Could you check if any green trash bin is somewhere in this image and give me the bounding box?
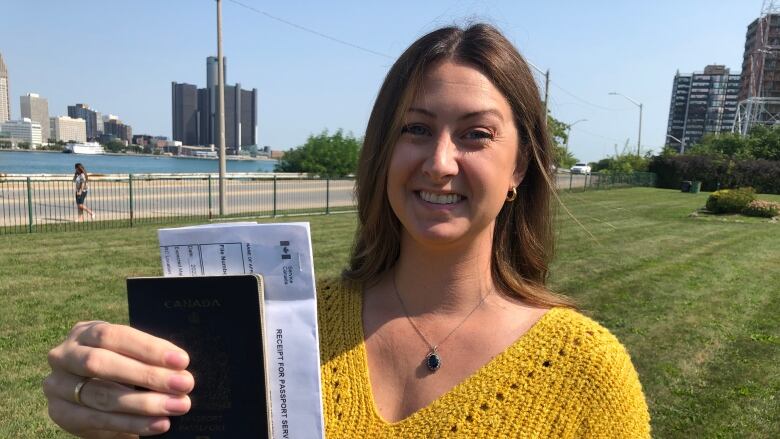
[690,181,701,194]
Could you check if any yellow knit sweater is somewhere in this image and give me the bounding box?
[318,281,651,438]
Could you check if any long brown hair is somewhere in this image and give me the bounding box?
[73,163,88,181]
[343,23,573,308]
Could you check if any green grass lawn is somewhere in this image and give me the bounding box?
[1,188,778,438]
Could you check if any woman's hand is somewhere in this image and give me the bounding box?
[43,321,194,438]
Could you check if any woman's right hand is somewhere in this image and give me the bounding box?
[43,321,194,438]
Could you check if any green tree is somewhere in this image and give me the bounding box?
[595,142,651,174]
[688,132,747,158]
[103,139,125,153]
[745,125,780,161]
[687,126,780,161]
[275,129,360,178]
[39,141,65,152]
[547,115,578,168]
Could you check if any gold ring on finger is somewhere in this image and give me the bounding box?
[73,376,94,406]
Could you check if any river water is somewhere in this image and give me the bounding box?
[0,150,278,174]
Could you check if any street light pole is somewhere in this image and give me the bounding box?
[609,92,643,157]
[666,134,685,154]
[564,119,587,153]
[216,0,226,215]
[543,69,550,125]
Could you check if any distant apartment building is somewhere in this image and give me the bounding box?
[132,134,154,146]
[0,52,10,123]
[96,112,104,136]
[665,65,741,152]
[50,116,87,143]
[1,118,43,147]
[67,104,100,140]
[20,93,50,142]
[102,115,132,143]
[171,56,257,154]
[739,14,780,113]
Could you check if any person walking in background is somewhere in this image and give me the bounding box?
[73,163,95,221]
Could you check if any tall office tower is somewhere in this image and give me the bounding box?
[197,87,211,146]
[205,55,226,149]
[0,53,10,123]
[171,82,200,145]
[239,86,257,147]
[736,3,780,134]
[206,82,256,153]
[49,116,87,143]
[224,84,257,150]
[172,56,256,153]
[20,93,50,142]
[67,103,99,140]
[171,56,257,154]
[665,65,741,152]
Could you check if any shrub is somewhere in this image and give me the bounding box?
[705,188,756,214]
[650,155,780,194]
[649,154,727,192]
[742,200,780,218]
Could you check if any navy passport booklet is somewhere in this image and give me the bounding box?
[127,274,271,438]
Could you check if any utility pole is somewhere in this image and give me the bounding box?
[216,0,226,215]
[526,60,550,127]
[637,102,643,157]
[564,119,587,154]
[543,69,550,126]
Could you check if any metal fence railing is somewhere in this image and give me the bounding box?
[0,174,357,235]
[0,171,657,235]
[555,171,657,192]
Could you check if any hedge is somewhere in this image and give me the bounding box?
[649,155,780,194]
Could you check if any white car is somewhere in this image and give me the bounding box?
[570,163,591,175]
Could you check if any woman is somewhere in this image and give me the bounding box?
[73,163,95,220]
[44,24,650,437]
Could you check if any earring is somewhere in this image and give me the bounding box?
[506,186,517,202]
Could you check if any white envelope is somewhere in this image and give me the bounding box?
[158,222,325,439]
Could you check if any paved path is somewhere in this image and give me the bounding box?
[1,173,597,228]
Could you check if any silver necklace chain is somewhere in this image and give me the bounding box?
[392,270,493,371]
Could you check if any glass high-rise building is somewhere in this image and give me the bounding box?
[171,82,199,146]
[665,65,741,152]
[0,53,10,123]
[171,56,257,153]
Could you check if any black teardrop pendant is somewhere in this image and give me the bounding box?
[425,351,442,371]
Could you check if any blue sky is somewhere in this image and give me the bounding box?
[1,1,760,162]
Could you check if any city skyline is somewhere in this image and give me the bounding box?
[0,1,763,162]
